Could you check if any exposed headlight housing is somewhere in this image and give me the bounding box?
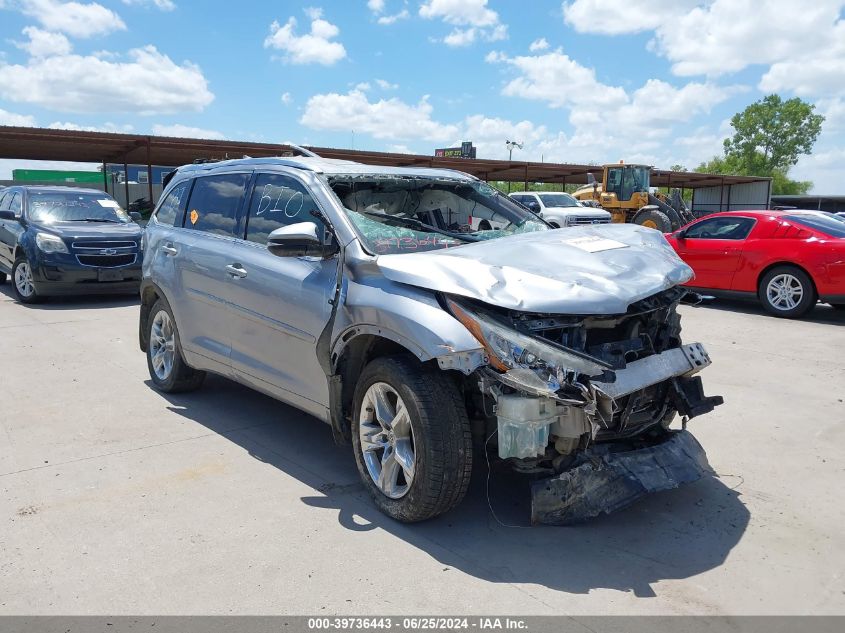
[35,232,69,254]
[446,298,613,387]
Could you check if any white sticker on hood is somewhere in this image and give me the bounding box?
[98,199,120,208]
[560,235,628,253]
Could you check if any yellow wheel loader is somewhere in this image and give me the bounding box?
[572,163,695,232]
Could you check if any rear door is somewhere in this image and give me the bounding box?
[0,191,24,270]
[166,172,251,371]
[675,216,755,289]
[226,171,338,409]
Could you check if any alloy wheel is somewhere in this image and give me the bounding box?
[766,273,803,311]
[149,310,176,380]
[358,382,416,499]
[14,261,35,298]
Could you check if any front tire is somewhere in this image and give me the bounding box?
[146,299,206,393]
[12,257,43,304]
[633,207,672,232]
[759,266,816,318]
[351,356,473,522]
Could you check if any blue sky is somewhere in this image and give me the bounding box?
[1,0,843,191]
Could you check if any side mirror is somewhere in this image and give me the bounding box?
[0,210,16,221]
[129,211,143,223]
[675,229,687,239]
[267,222,338,258]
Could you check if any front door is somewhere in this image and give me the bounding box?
[226,171,338,409]
[675,216,755,289]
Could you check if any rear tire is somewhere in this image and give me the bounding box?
[758,266,816,318]
[351,355,473,523]
[12,257,43,304]
[633,207,672,232]
[146,299,206,393]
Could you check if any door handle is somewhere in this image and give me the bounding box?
[225,264,248,279]
[161,244,178,256]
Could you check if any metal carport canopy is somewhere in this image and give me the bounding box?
[0,126,768,189]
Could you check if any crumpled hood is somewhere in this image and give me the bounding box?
[376,224,693,314]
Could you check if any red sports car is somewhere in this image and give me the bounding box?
[664,210,845,318]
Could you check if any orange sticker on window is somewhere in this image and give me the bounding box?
[190,209,199,224]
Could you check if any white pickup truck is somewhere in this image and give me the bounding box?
[510,191,611,228]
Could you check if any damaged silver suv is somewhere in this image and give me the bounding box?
[139,150,723,524]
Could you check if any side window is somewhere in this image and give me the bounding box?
[0,193,8,210]
[184,173,250,236]
[9,193,22,217]
[155,181,190,227]
[686,217,754,240]
[244,173,323,245]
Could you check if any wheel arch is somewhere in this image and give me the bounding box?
[138,281,175,352]
[331,330,436,445]
[757,261,818,297]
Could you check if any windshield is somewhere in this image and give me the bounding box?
[785,214,845,238]
[27,191,130,224]
[328,176,548,254]
[538,193,580,208]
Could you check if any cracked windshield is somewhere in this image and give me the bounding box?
[329,176,547,254]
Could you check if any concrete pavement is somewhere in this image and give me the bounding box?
[1,284,843,615]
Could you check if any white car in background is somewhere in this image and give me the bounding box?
[510,191,611,228]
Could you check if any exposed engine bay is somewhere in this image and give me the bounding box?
[445,287,723,523]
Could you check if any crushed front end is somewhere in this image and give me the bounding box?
[443,287,723,524]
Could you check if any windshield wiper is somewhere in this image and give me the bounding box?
[359,211,480,242]
[80,218,121,223]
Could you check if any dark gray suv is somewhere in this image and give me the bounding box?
[139,152,722,524]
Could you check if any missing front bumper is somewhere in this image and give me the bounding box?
[530,430,713,525]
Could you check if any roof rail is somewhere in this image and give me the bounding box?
[284,143,320,158]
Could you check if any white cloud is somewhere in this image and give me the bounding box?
[367,0,408,24]
[264,8,347,66]
[378,10,409,25]
[281,91,292,105]
[151,124,225,139]
[485,49,735,168]
[21,0,126,38]
[14,26,72,58]
[0,108,36,127]
[375,78,398,90]
[121,0,175,10]
[563,0,697,35]
[444,28,477,47]
[759,22,845,97]
[354,81,372,91]
[420,0,507,45]
[0,46,214,114]
[490,50,628,109]
[300,89,459,142]
[528,37,549,52]
[564,0,845,81]
[420,0,498,26]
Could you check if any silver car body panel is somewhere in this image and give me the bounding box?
[375,223,693,314]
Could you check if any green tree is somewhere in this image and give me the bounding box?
[723,94,824,174]
[696,95,824,194]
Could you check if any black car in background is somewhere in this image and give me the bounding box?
[0,186,143,303]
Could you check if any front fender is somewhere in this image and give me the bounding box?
[331,276,484,368]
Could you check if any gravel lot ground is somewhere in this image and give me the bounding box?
[1,284,843,615]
